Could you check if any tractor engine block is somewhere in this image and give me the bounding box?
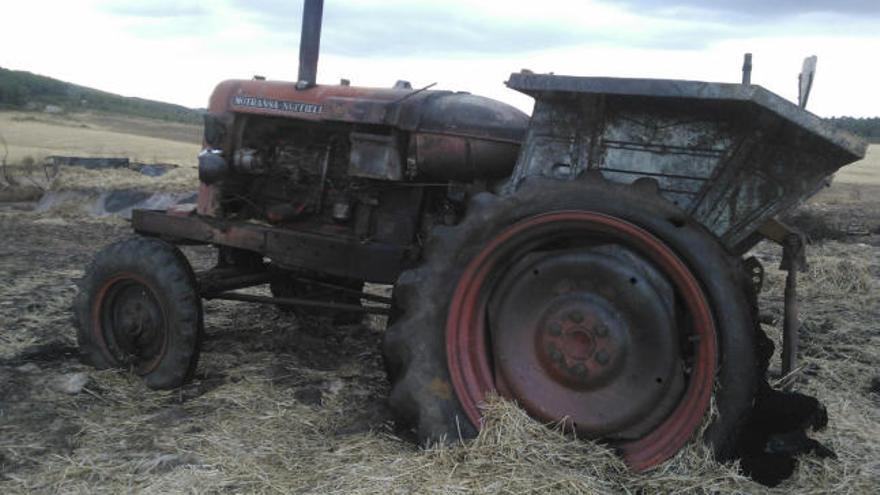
[215,119,427,247]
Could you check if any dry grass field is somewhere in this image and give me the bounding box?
[834,144,880,186]
[0,111,200,168]
[0,111,200,197]
[0,113,877,493]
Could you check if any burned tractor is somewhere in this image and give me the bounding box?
[73,0,866,474]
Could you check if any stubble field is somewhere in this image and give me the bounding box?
[0,112,877,493]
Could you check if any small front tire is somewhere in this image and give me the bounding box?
[73,236,203,389]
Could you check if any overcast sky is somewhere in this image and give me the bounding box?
[2,0,878,117]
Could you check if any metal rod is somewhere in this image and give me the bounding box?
[293,276,393,304]
[779,232,805,391]
[206,291,392,315]
[390,82,438,105]
[798,55,817,109]
[781,267,799,389]
[314,142,331,214]
[199,271,273,295]
[297,0,324,89]
[742,53,752,85]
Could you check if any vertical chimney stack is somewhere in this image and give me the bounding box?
[742,53,752,85]
[297,0,324,90]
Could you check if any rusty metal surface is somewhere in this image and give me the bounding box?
[445,211,718,471]
[208,80,407,121]
[489,246,683,439]
[505,72,867,253]
[413,133,521,181]
[93,273,169,375]
[208,81,527,141]
[348,132,403,180]
[196,183,220,216]
[201,81,527,199]
[131,209,407,284]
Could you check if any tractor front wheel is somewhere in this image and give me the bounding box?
[73,236,203,389]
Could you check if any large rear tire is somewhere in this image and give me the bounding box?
[73,236,203,389]
[383,178,757,470]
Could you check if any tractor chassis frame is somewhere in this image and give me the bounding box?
[132,208,398,314]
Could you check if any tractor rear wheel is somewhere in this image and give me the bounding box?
[73,236,203,389]
[383,178,757,470]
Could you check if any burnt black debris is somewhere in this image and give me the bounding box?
[731,324,836,487]
[738,385,834,487]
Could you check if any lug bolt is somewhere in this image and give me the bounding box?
[595,324,608,337]
[547,322,562,337]
[568,311,584,323]
[595,350,609,365]
[547,345,563,364]
[571,363,588,379]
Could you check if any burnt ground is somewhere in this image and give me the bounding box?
[0,192,878,493]
[0,209,396,492]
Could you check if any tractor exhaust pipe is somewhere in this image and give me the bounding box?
[297,0,324,90]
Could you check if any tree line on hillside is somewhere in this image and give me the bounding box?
[825,117,880,144]
[0,67,202,125]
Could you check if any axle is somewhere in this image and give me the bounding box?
[205,291,391,315]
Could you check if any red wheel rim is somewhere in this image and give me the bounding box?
[91,273,169,375]
[445,211,717,471]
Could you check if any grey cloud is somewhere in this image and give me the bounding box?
[101,0,208,18]
[112,1,873,58]
[612,1,880,18]
[99,0,218,39]
[230,0,721,56]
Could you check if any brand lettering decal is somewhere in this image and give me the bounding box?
[231,95,322,114]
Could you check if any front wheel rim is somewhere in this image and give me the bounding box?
[91,273,169,375]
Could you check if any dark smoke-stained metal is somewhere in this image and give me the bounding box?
[206,291,391,315]
[505,72,867,253]
[131,209,409,284]
[742,53,752,85]
[297,0,323,89]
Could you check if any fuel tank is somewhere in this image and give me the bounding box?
[206,79,530,181]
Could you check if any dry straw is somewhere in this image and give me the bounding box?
[48,165,198,193]
[2,203,877,493]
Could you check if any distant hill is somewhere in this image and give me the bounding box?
[0,66,202,125]
[1,66,877,143]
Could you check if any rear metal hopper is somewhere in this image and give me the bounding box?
[506,73,867,252]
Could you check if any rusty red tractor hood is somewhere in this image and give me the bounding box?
[208,78,529,143]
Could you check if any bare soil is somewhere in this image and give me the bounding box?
[0,210,400,493]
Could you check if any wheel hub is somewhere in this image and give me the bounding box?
[536,296,625,390]
[96,275,168,374]
[490,249,682,438]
